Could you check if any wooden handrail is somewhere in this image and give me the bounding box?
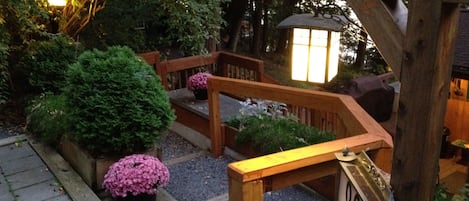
[138,51,160,67]
[207,76,393,201]
[228,134,388,182]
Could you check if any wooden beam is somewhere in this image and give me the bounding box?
[346,0,406,79]
[390,2,460,200]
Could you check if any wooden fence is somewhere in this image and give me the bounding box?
[152,51,264,90]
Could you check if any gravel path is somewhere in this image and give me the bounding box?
[160,130,329,201]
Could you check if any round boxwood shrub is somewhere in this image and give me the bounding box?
[63,46,175,156]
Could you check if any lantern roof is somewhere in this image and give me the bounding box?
[277,13,347,32]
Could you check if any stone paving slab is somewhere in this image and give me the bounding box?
[1,154,44,176]
[0,137,72,201]
[0,141,34,163]
[6,165,53,190]
[0,172,16,201]
[44,194,73,201]
[14,178,67,201]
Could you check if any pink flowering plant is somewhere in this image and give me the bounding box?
[102,154,170,198]
[187,72,212,91]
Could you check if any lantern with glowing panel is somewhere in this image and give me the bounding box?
[278,13,347,84]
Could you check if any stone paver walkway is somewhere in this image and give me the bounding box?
[0,136,71,201]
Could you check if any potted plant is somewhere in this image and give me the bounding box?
[103,154,170,201]
[225,98,336,155]
[61,46,175,188]
[187,72,212,100]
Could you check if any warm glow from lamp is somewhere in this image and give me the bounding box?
[48,0,67,7]
[291,28,341,84]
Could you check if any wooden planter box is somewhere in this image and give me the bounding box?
[223,124,259,158]
[223,125,336,200]
[59,138,161,190]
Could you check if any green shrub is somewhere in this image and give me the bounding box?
[17,35,82,94]
[26,93,68,145]
[63,46,175,156]
[226,99,335,155]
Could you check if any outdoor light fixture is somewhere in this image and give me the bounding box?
[47,0,66,33]
[278,13,347,84]
[48,0,67,7]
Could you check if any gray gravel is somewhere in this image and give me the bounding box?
[165,155,234,201]
[265,186,328,201]
[161,131,200,161]
[161,132,330,201]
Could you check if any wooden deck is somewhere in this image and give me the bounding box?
[167,88,242,139]
[168,88,241,123]
[439,157,467,195]
[138,51,393,200]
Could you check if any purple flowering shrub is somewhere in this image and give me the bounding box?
[102,154,170,198]
[187,72,212,91]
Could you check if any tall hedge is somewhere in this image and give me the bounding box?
[63,46,175,156]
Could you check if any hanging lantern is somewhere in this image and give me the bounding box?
[278,13,347,84]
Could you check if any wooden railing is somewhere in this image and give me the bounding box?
[139,51,393,200]
[147,51,264,90]
[207,77,393,201]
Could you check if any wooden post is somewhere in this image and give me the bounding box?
[228,179,263,201]
[208,78,223,157]
[391,2,460,200]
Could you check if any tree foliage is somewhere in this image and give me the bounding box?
[78,0,223,56]
[0,0,50,106]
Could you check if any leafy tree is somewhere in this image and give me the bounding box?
[0,0,49,106]
[79,0,223,56]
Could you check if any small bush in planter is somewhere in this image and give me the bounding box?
[63,46,175,156]
[103,154,169,199]
[226,99,336,155]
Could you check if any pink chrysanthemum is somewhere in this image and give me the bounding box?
[187,72,212,91]
[102,154,169,198]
